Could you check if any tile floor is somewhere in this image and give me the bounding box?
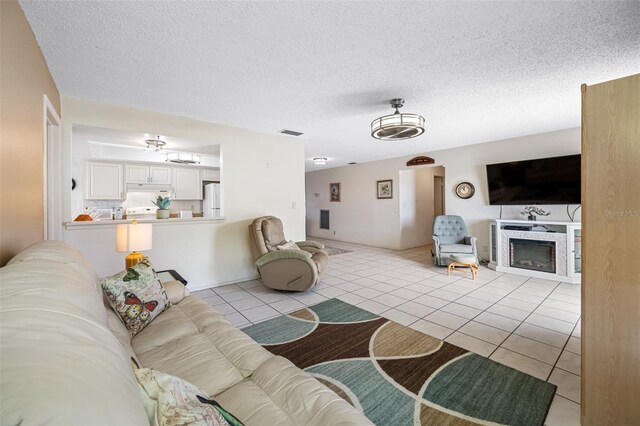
[191,239,581,426]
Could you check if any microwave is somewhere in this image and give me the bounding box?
[94,208,114,220]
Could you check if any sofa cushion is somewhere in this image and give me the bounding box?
[102,258,170,337]
[134,365,231,426]
[132,296,273,396]
[216,356,374,426]
[0,252,149,425]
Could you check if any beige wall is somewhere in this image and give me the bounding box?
[307,128,581,257]
[0,1,60,265]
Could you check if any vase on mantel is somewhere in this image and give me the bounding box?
[156,209,170,219]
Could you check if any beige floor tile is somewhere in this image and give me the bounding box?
[352,287,385,299]
[440,302,482,319]
[225,312,251,328]
[548,368,580,403]
[357,300,391,315]
[455,296,494,310]
[525,314,575,335]
[489,348,552,380]
[534,305,580,323]
[409,319,454,340]
[395,301,435,318]
[424,310,469,329]
[228,296,265,311]
[336,292,367,306]
[380,309,420,326]
[513,322,569,349]
[428,288,461,301]
[414,294,450,309]
[270,298,307,314]
[446,332,497,357]
[458,321,510,345]
[544,395,581,426]
[556,350,581,375]
[241,305,280,323]
[487,304,530,321]
[501,334,562,365]
[474,311,521,332]
[565,336,581,355]
[372,293,407,307]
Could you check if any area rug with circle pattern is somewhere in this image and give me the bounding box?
[242,298,556,426]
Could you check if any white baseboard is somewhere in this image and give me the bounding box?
[187,273,261,292]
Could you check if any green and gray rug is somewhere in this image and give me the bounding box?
[242,299,556,426]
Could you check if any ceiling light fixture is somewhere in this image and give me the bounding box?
[166,152,201,164]
[371,98,425,140]
[313,157,328,165]
[145,135,166,152]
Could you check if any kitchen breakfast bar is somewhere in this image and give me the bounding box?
[63,216,260,290]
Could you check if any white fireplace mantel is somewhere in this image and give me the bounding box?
[488,219,582,284]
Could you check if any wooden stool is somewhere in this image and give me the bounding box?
[448,254,479,280]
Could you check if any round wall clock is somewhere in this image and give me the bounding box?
[455,182,475,199]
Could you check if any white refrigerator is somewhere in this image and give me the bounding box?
[203,183,221,217]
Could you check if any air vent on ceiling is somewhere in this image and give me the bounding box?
[279,129,304,137]
[348,162,357,165]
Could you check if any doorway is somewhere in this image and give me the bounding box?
[433,175,445,218]
[43,95,62,240]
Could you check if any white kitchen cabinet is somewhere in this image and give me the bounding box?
[86,162,124,200]
[125,165,172,184]
[125,165,149,184]
[202,168,220,182]
[173,168,201,200]
[149,166,172,184]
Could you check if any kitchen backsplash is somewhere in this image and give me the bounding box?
[84,192,203,215]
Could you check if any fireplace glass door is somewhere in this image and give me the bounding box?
[509,239,556,273]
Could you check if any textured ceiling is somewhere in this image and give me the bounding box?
[21,1,640,171]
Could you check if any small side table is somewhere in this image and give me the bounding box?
[447,254,479,280]
[157,269,188,286]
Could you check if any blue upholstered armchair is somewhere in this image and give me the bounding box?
[432,215,478,266]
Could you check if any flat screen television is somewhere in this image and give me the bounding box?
[486,154,581,205]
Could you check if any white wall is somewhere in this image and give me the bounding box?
[61,97,306,288]
[306,127,581,258]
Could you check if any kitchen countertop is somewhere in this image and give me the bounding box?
[65,216,226,230]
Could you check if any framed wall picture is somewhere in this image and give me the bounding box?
[377,179,392,199]
[329,182,341,202]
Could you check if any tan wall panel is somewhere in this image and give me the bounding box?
[0,1,60,265]
[581,73,640,425]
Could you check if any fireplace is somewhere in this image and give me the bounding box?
[509,239,556,273]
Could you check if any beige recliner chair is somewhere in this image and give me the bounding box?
[249,216,328,291]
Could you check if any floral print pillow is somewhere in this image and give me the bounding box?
[101,257,170,337]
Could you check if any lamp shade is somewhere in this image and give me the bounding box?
[116,223,152,252]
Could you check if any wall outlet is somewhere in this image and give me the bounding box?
[292,202,296,209]
[333,231,336,235]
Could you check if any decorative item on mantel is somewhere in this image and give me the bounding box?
[152,196,171,219]
[521,206,550,221]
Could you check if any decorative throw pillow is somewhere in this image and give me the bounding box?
[101,257,170,337]
[277,240,300,251]
[133,365,242,426]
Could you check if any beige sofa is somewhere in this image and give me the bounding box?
[0,241,371,425]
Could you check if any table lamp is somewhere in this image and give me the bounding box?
[116,220,152,269]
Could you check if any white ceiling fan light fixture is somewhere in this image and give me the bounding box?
[371,98,425,141]
[145,135,167,152]
[166,152,201,164]
[313,157,328,165]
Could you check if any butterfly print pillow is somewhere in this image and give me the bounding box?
[101,257,170,337]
